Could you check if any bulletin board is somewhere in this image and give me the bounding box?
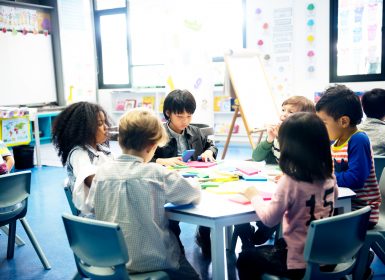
[0,116,31,147]
[0,5,57,106]
[224,50,280,130]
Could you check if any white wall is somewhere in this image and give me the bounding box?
[246,0,385,102]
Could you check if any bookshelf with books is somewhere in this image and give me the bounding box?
[110,89,166,123]
[107,88,249,143]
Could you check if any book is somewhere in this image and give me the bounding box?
[142,96,155,110]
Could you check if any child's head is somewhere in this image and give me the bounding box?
[315,85,363,141]
[163,89,196,132]
[280,96,315,122]
[52,102,110,165]
[278,112,333,183]
[362,88,385,120]
[119,108,168,161]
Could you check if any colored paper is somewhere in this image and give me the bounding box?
[187,161,217,168]
[236,166,260,175]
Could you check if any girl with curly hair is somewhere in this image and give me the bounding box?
[52,101,112,216]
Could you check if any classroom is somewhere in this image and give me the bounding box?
[1,0,385,279]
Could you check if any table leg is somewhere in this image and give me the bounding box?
[211,225,227,280]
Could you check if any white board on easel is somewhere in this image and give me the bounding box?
[225,50,280,130]
[221,50,280,157]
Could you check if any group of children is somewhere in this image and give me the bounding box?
[47,85,385,279]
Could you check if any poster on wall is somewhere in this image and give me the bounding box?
[245,0,294,103]
[337,0,383,76]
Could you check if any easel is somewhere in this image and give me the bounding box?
[220,50,280,160]
[221,104,266,160]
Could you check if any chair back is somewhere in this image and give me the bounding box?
[374,156,385,182]
[62,213,129,279]
[191,123,214,137]
[63,185,80,216]
[378,168,385,218]
[0,171,31,221]
[303,206,371,279]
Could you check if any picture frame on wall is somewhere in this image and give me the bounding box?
[329,0,385,82]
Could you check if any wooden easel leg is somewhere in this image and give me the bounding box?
[221,107,239,160]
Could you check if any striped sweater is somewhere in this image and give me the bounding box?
[331,131,381,223]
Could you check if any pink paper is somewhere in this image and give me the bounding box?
[236,166,260,175]
[186,161,217,168]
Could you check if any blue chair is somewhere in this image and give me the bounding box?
[374,156,385,182]
[0,171,51,269]
[262,206,371,280]
[63,185,80,216]
[355,167,385,278]
[62,213,169,280]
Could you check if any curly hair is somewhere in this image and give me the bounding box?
[52,102,110,166]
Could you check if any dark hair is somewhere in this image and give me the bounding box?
[278,112,333,183]
[315,85,363,126]
[163,89,196,120]
[52,102,110,166]
[362,88,385,120]
[282,95,315,113]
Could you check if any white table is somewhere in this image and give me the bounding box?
[166,187,355,280]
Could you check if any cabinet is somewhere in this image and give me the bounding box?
[30,111,60,145]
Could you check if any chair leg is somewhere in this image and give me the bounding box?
[1,225,26,246]
[19,218,51,270]
[6,221,17,259]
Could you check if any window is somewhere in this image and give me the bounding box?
[330,0,385,82]
[94,0,245,89]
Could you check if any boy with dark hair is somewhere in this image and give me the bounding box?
[152,89,217,258]
[359,88,385,156]
[316,85,381,228]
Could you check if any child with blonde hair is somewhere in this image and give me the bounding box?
[88,108,201,279]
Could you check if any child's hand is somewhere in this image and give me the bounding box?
[241,186,259,201]
[0,162,8,175]
[266,125,279,143]
[157,157,186,167]
[200,150,215,162]
[273,174,282,183]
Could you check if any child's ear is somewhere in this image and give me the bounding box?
[146,143,158,153]
[339,116,351,128]
[165,110,170,118]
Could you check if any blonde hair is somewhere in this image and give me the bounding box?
[118,108,168,151]
[282,96,315,113]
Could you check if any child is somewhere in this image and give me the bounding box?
[0,140,14,174]
[87,108,201,279]
[359,88,385,156]
[153,89,217,165]
[237,112,338,279]
[252,95,315,164]
[152,89,217,258]
[316,85,381,228]
[236,96,315,249]
[52,101,112,216]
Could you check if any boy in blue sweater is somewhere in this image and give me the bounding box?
[316,85,381,228]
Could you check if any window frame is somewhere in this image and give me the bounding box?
[94,5,132,89]
[329,0,385,83]
[93,0,246,89]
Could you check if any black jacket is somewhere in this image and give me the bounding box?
[152,124,218,162]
